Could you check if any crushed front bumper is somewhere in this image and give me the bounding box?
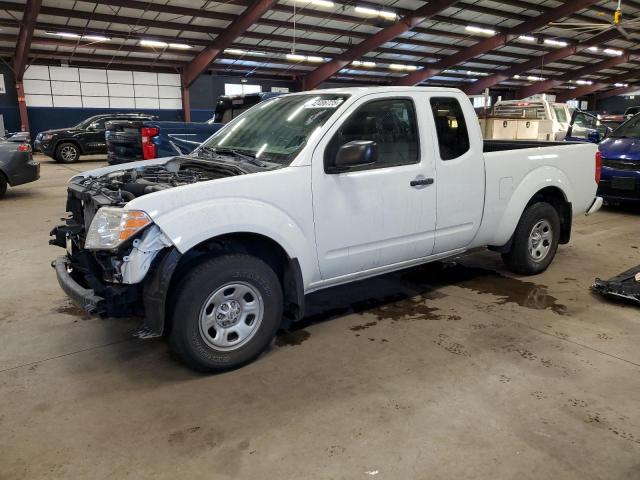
[593,265,640,306]
[53,256,105,314]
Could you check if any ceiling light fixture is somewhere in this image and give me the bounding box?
[389,64,418,71]
[544,38,568,47]
[527,76,545,81]
[604,48,623,56]
[352,60,377,68]
[576,79,593,85]
[82,35,110,42]
[169,43,193,50]
[614,82,629,87]
[518,35,536,42]
[139,39,169,48]
[46,32,81,39]
[587,46,599,52]
[293,0,335,7]
[354,6,397,20]
[465,25,496,36]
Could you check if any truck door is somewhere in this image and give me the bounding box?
[84,117,108,153]
[566,110,610,143]
[427,95,485,254]
[312,94,437,280]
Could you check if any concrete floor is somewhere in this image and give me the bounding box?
[1,155,639,479]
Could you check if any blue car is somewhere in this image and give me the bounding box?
[566,110,640,202]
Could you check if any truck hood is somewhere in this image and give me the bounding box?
[599,137,640,161]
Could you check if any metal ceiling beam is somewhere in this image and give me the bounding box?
[516,53,632,99]
[392,0,603,86]
[464,29,621,95]
[595,84,640,100]
[181,0,277,88]
[300,0,460,90]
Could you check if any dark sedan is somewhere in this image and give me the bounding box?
[0,139,39,198]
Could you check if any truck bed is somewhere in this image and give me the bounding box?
[483,139,569,152]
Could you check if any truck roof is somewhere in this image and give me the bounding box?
[291,86,463,97]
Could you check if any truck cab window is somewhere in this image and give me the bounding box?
[325,98,419,171]
[430,97,470,160]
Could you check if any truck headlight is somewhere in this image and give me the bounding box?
[85,208,152,250]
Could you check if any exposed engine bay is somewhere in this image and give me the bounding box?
[74,157,246,207]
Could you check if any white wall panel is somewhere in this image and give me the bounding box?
[160,98,182,109]
[24,67,181,110]
[24,79,51,95]
[23,65,50,80]
[80,68,108,83]
[53,96,83,108]
[108,83,135,97]
[82,97,110,108]
[135,97,160,109]
[81,82,109,97]
[134,84,159,98]
[52,81,81,96]
[158,73,181,86]
[50,67,80,81]
[133,71,158,85]
[108,70,133,84]
[25,94,53,107]
[110,97,133,109]
[159,85,181,98]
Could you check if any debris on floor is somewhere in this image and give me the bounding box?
[593,265,640,305]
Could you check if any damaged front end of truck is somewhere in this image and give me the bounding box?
[50,157,247,336]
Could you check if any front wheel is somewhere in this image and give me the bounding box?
[55,143,80,163]
[502,202,561,275]
[169,254,283,372]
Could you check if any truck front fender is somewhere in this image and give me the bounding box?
[491,165,573,247]
[151,197,317,286]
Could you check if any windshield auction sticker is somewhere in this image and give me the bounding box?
[304,98,345,109]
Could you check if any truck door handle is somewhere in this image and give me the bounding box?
[410,177,434,188]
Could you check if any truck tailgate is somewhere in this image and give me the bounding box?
[105,120,145,164]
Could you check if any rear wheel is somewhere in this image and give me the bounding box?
[502,202,561,275]
[55,143,80,163]
[0,174,7,198]
[169,254,283,372]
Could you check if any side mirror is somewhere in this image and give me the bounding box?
[331,140,378,173]
[587,130,602,143]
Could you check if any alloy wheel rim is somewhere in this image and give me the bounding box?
[198,282,264,351]
[61,146,77,161]
[528,219,552,262]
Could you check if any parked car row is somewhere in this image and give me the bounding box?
[566,109,640,203]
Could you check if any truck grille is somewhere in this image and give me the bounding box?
[602,158,640,171]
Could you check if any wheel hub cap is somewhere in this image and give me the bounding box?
[528,219,552,262]
[198,282,264,351]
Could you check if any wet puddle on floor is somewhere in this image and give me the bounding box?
[301,261,567,329]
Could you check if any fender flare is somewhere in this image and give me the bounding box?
[492,166,573,247]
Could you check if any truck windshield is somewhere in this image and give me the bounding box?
[609,114,640,138]
[198,94,349,165]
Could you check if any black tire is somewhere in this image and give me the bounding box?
[169,254,283,372]
[502,202,561,276]
[0,174,7,198]
[55,142,80,163]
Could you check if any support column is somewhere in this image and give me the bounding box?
[181,83,191,122]
[16,81,29,132]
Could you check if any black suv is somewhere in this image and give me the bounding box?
[34,113,157,163]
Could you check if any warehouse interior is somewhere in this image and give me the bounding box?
[1,1,640,478]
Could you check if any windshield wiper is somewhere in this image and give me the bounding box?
[207,147,270,168]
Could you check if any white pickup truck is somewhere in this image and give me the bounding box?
[51,87,602,372]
